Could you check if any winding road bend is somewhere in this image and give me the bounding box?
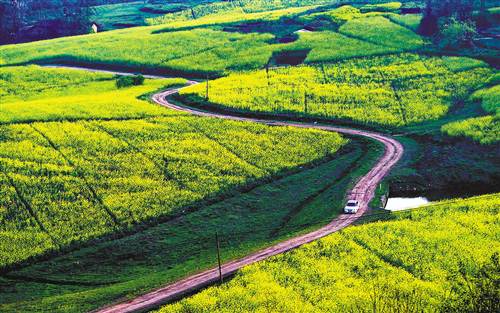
[94,81,404,313]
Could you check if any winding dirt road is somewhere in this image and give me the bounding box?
[95,81,404,313]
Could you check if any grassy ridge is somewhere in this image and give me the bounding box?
[158,193,500,312]
[180,54,492,127]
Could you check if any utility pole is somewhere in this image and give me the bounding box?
[205,74,209,101]
[304,91,308,114]
[266,62,270,86]
[215,232,223,284]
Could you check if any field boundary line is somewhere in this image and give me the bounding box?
[90,122,189,190]
[0,171,59,245]
[30,125,121,227]
[186,120,270,175]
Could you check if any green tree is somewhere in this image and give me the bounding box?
[438,18,477,49]
[418,0,475,36]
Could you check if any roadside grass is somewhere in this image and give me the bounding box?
[0,138,384,313]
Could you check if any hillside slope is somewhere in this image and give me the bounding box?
[158,193,500,312]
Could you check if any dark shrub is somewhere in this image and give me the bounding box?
[116,74,145,88]
[132,74,145,86]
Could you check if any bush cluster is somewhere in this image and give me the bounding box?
[115,74,145,88]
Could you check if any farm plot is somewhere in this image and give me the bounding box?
[146,0,331,25]
[0,117,346,269]
[0,28,277,76]
[180,54,493,127]
[158,193,500,312]
[338,15,424,50]
[0,65,186,124]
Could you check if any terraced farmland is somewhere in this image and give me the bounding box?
[180,54,493,126]
[0,2,498,312]
[0,6,426,77]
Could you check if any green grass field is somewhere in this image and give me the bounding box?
[157,193,500,312]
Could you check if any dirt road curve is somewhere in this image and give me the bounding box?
[95,82,404,313]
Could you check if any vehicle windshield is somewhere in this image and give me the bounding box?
[347,201,357,207]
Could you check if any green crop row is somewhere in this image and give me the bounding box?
[180,54,492,126]
[158,193,500,312]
